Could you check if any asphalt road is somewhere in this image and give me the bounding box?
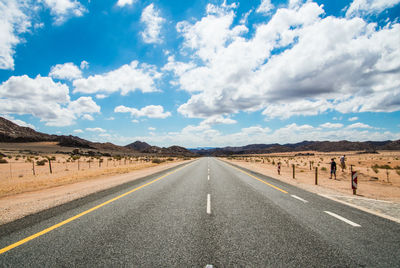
[0,157,399,267]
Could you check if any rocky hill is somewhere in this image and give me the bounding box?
[125,141,195,156]
[0,116,195,156]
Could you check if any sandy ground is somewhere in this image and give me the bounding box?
[0,160,189,225]
[222,152,400,222]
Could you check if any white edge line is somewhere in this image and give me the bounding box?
[291,194,308,203]
[207,194,211,214]
[324,211,361,227]
[319,194,400,224]
[208,175,210,181]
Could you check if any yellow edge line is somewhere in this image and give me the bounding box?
[0,163,191,255]
[230,164,288,194]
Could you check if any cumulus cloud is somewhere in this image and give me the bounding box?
[49,62,82,80]
[348,116,358,121]
[73,60,161,95]
[320,122,344,129]
[0,0,31,70]
[86,127,106,132]
[107,123,399,148]
[116,0,136,7]
[0,75,100,126]
[256,0,274,14]
[167,2,400,120]
[42,0,86,24]
[74,129,83,133]
[80,60,89,69]
[140,4,165,44]
[346,122,374,129]
[346,0,400,17]
[114,105,171,119]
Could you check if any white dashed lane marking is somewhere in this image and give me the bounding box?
[324,211,361,227]
[207,194,211,214]
[291,194,308,203]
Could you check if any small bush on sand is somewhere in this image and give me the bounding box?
[36,159,48,166]
[0,159,8,164]
[152,158,163,164]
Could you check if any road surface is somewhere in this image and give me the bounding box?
[0,157,399,267]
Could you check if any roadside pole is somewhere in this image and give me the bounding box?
[315,167,318,185]
[32,161,35,176]
[351,165,357,195]
[292,164,295,179]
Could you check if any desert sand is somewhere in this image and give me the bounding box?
[222,151,400,201]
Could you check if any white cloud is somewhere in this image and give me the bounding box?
[348,116,358,121]
[42,0,86,25]
[320,122,344,129]
[108,122,400,148]
[148,127,156,131]
[74,129,83,133]
[140,4,165,44]
[0,0,31,70]
[86,127,106,133]
[200,115,237,126]
[346,122,374,129]
[0,75,100,126]
[73,60,161,95]
[256,0,274,14]
[82,114,94,121]
[95,94,107,99]
[170,2,400,120]
[114,105,171,119]
[132,119,139,123]
[80,60,89,69]
[116,0,136,7]
[49,62,82,80]
[346,0,400,17]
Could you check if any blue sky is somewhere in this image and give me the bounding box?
[1,0,400,147]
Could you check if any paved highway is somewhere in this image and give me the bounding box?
[0,157,399,267]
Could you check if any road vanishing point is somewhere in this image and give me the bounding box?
[0,157,399,267]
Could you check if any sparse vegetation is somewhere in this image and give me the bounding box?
[0,159,8,164]
[152,158,163,164]
[36,159,48,166]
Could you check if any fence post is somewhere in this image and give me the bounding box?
[78,159,80,171]
[292,164,295,179]
[48,158,52,174]
[32,160,36,176]
[315,167,318,185]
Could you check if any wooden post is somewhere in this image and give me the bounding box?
[292,164,295,179]
[89,159,91,168]
[315,167,318,185]
[78,159,80,171]
[32,160,36,176]
[48,158,52,174]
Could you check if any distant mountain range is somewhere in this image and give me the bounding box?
[2,116,400,156]
[0,117,194,156]
[190,140,400,155]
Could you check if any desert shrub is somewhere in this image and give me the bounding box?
[167,158,174,161]
[49,156,56,161]
[152,158,163,164]
[255,159,261,162]
[183,157,191,160]
[272,160,275,165]
[36,159,47,166]
[0,159,8,164]
[372,164,392,170]
[372,166,379,173]
[396,169,400,176]
[321,167,327,171]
